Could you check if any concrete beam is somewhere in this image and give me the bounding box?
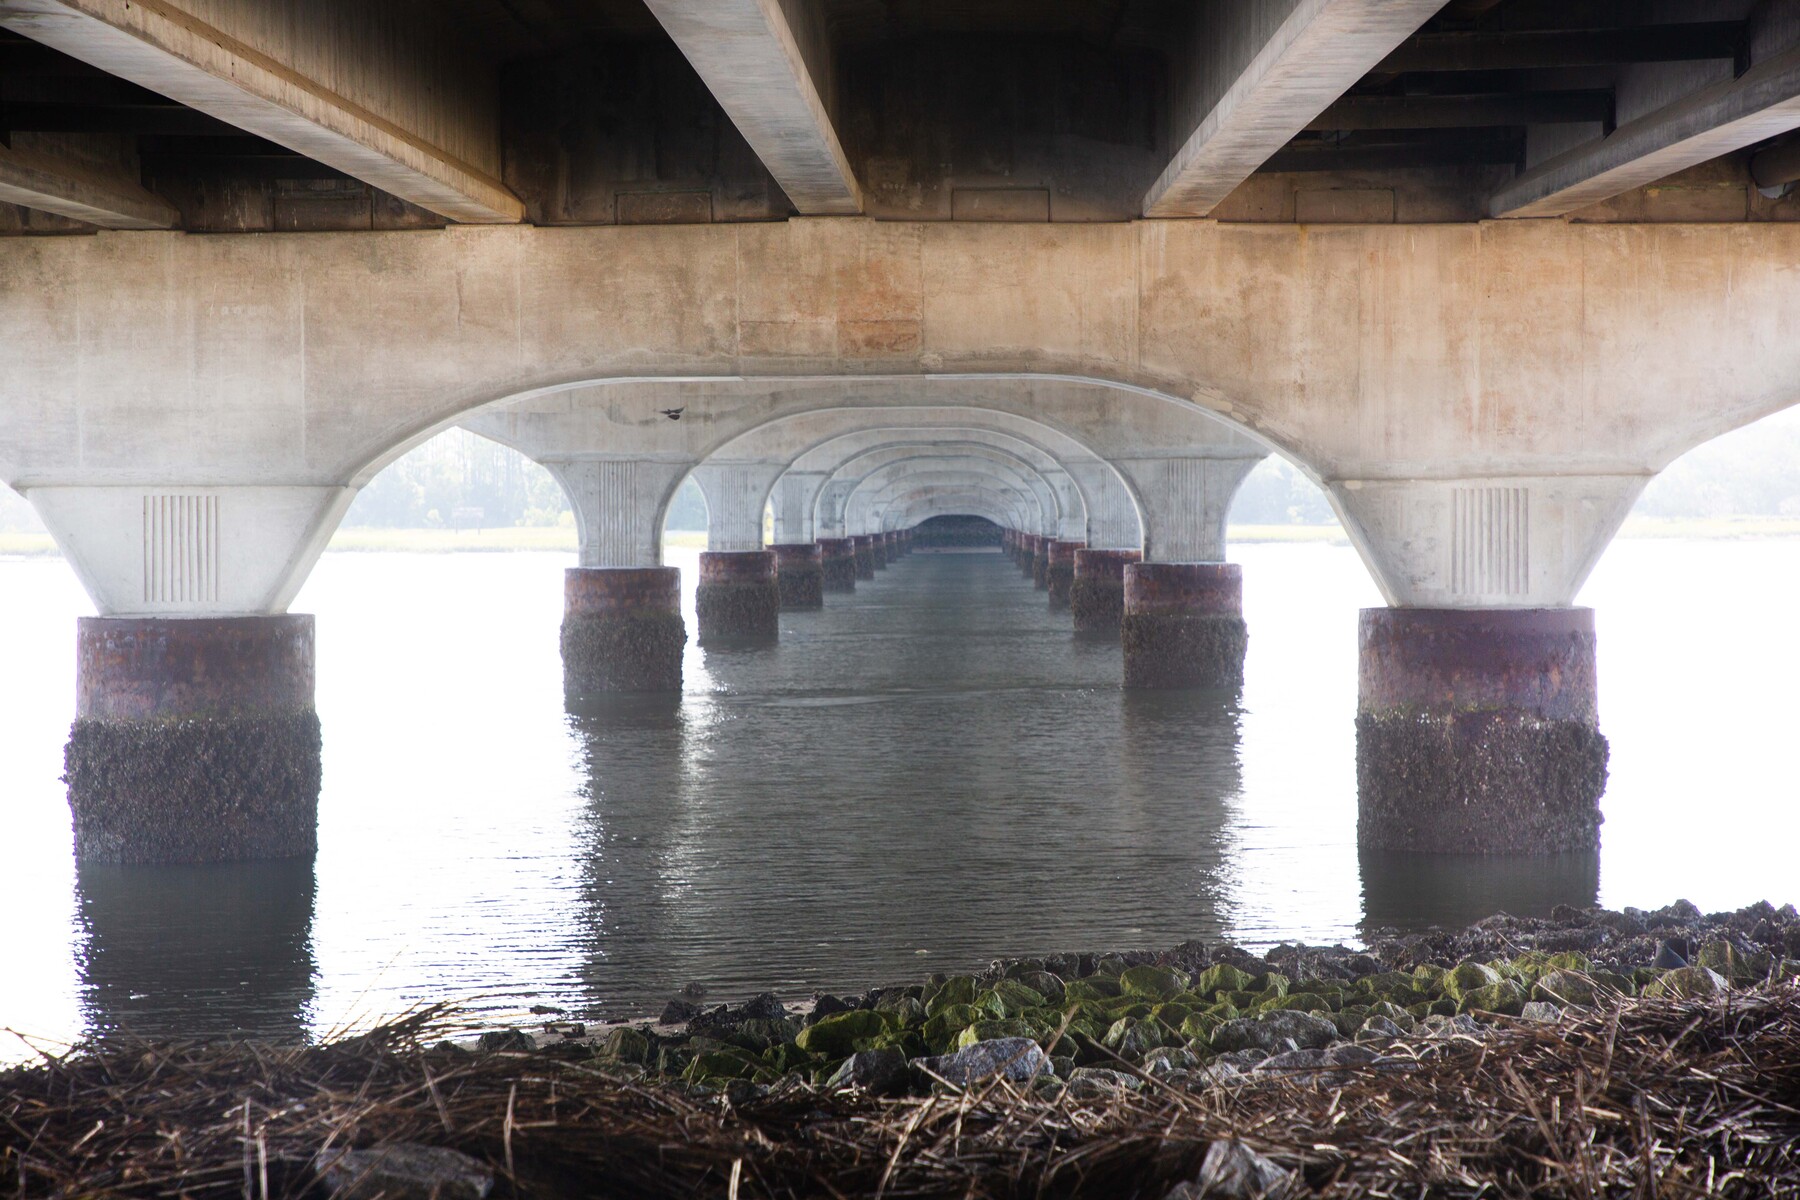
[0,0,523,224]
[0,140,175,228]
[1491,46,1800,218]
[1143,0,1447,218]
[640,0,861,214]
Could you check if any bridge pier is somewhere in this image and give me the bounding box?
[1070,549,1141,632]
[563,567,686,695]
[818,538,857,591]
[1121,563,1246,689]
[853,535,877,580]
[1031,537,1051,589]
[1356,608,1608,854]
[697,551,780,643]
[66,615,321,864]
[1046,539,1083,608]
[771,543,824,609]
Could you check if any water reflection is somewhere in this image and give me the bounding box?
[76,859,317,1040]
[1357,848,1600,938]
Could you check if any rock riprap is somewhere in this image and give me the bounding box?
[519,899,1800,1098]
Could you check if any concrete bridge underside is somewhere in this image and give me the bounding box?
[3,216,1799,864]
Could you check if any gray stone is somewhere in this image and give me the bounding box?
[1065,1066,1143,1093]
[1519,1000,1563,1023]
[912,1037,1051,1086]
[474,1029,533,1053]
[315,1145,493,1200]
[1209,1010,1338,1054]
[1355,1015,1404,1043]
[825,1048,909,1095]
[1165,1140,1295,1200]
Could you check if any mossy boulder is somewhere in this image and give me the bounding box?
[1119,965,1188,1001]
[1456,979,1526,1016]
[1694,941,1753,983]
[1192,964,1255,998]
[1103,1017,1167,1060]
[683,1049,764,1084]
[925,976,980,1016]
[1013,971,1067,1005]
[1063,977,1122,1003]
[599,1026,651,1064]
[796,1010,891,1056]
[956,1019,1034,1049]
[986,980,1048,1016]
[1642,966,1730,999]
[1440,961,1504,1000]
[1532,969,1603,1008]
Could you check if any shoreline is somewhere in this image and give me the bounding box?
[5,516,1800,559]
[6,899,1798,1196]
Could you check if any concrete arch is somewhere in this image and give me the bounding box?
[876,485,1035,533]
[842,459,1052,537]
[887,495,1023,532]
[461,381,1243,575]
[819,445,1072,540]
[681,405,1140,549]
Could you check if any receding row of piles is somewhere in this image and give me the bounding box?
[562,531,915,696]
[1001,528,1247,689]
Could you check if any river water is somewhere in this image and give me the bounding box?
[2,538,1796,1052]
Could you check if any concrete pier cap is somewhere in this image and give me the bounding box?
[1071,549,1142,632]
[697,550,781,643]
[1356,606,1607,855]
[562,567,686,695]
[770,542,825,610]
[66,615,321,864]
[817,537,857,591]
[1121,562,1246,689]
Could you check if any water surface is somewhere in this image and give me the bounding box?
[2,539,1797,1051]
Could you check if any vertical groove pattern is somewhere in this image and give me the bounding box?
[142,494,220,606]
[590,461,637,563]
[1451,486,1529,597]
[1165,459,1205,552]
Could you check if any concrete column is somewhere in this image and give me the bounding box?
[1031,536,1051,589]
[1357,608,1607,854]
[1121,563,1246,689]
[771,542,824,609]
[1071,549,1141,633]
[1046,539,1083,608]
[871,532,890,570]
[696,551,780,643]
[66,616,320,864]
[853,535,877,580]
[563,568,686,695]
[818,537,857,592]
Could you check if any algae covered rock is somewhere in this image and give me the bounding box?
[1192,964,1255,999]
[1440,961,1503,1000]
[1103,1017,1167,1060]
[1456,979,1526,1016]
[1119,965,1188,1001]
[1642,966,1730,999]
[796,1010,890,1056]
[986,979,1048,1016]
[1532,969,1604,1007]
[925,976,980,1016]
[598,1026,651,1064]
